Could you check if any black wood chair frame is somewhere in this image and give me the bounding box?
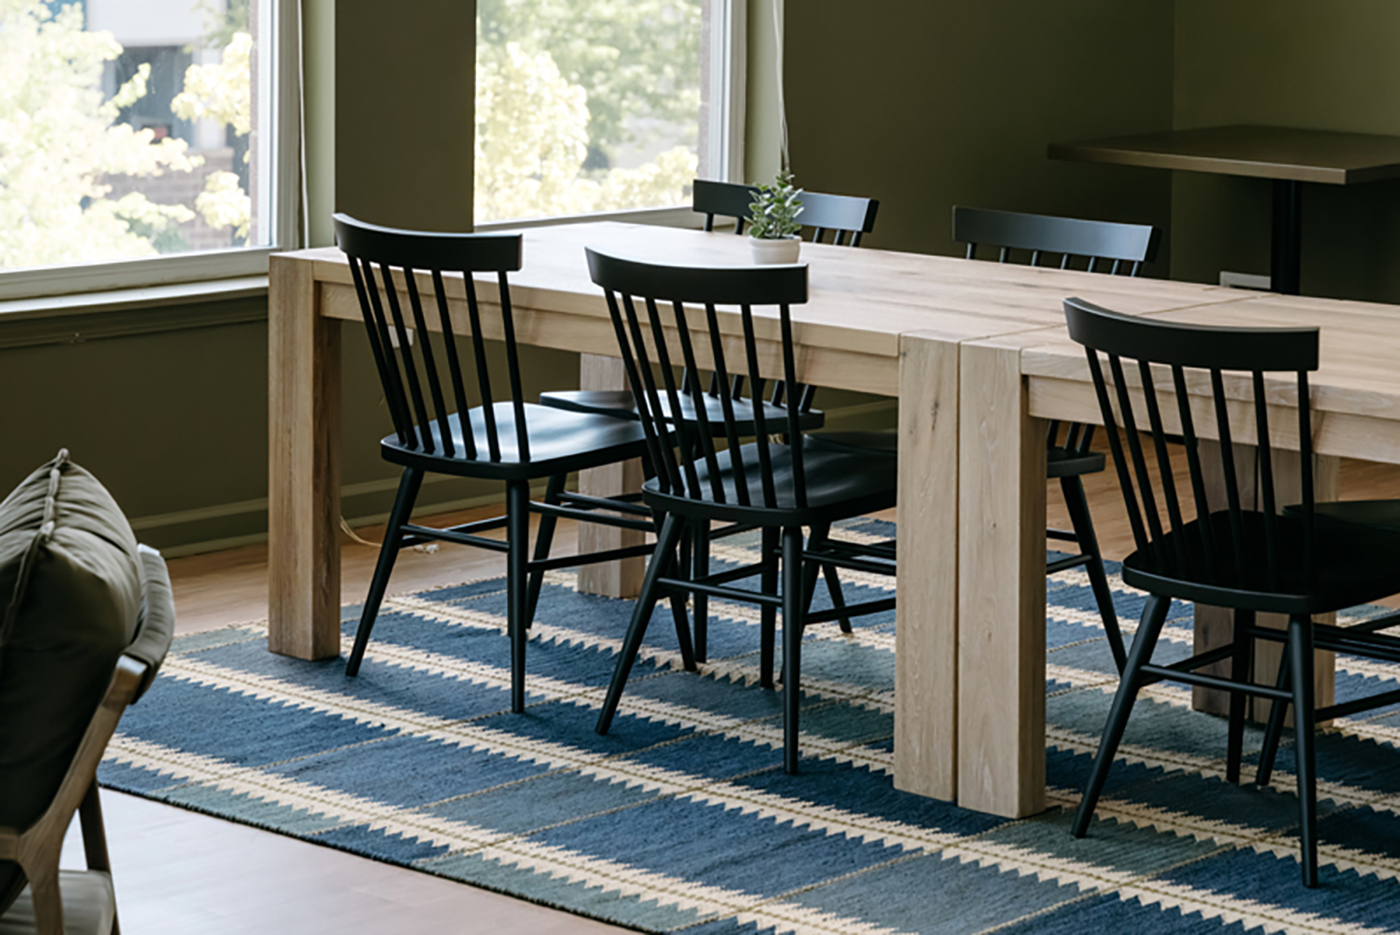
[334,215,695,713]
[692,178,880,246]
[540,180,883,657]
[583,248,896,774]
[1063,296,1400,887]
[954,205,1161,274]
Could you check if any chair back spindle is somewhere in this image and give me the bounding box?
[335,213,527,463]
[1064,297,1320,593]
[692,179,879,247]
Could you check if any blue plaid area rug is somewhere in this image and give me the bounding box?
[100,518,1400,934]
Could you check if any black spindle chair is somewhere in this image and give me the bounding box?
[585,248,897,774]
[812,208,1162,670]
[692,178,880,246]
[961,207,1163,668]
[540,180,882,655]
[955,205,1159,275]
[1063,296,1400,887]
[335,215,691,713]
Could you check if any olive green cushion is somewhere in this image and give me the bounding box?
[0,452,141,916]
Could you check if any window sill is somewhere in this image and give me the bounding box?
[0,205,708,350]
[0,247,277,302]
[0,276,268,350]
[474,203,704,232]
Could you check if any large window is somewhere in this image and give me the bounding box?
[0,0,289,290]
[474,0,743,225]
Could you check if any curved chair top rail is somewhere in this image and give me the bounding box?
[585,247,812,510]
[333,214,532,462]
[1064,297,1318,372]
[1063,296,1320,592]
[332,213,521,273]
[692,179,879,246]
[954,206,1160,273]
[585,248,808,306]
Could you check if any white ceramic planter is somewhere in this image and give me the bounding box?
[749,235,801,264]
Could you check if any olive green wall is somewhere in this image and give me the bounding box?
[334,0,475,231]
[782,1,1176,267]
[1171,0,1400,300]
[0,309,270,552]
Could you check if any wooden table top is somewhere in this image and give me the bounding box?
[1007,291,1400,463]
[290,221,1246,393]
[1049,124,1400,185]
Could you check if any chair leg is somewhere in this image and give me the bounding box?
[78,781,112,873]
[1289,613,1319,888]
[803,523,852,633]
[1226,609,1255,784]
[506,479,531,713]
[760,527,779,689]
[692,521,710,662]
[346,468,423,676]
[26,861,62,935]
[1060,475,1123,671]
[781,526,805,774]
[524,473,566,628]
[801,524,824,614]
[596,514,685,735]
[666,521,698,672]
[1072,592,1170,837]
[1257,651,1293,788]
[823,563,853,634]
[78,781,118,934]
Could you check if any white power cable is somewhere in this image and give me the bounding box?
[772,0,788,170]
[295,0,310,247]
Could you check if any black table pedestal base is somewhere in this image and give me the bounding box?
[1271,179,1302,295]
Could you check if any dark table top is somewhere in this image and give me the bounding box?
[1049,124,1400,185]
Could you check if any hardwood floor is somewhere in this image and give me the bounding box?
[62,792,625,935]
[67,452,1400,931]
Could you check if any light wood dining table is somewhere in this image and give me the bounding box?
[267,220,1396,819]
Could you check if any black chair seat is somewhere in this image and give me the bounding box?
[642,436,897,526]
[1047,446,1106,478]
[381,403,650,481]
[335,216,672,712]
[806,431,1107,480]
[1294,498,1400,530]
[807,429,897,455]
[539,388,825,435]
[1123,510,1400,617]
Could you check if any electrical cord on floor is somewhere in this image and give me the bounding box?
[340,515,438,553]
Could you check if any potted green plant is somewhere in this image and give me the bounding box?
[747,169,804,264]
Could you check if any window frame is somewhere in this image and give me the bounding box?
[474,0,747,232]
[0,0,302,304]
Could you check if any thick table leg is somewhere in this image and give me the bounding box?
[956,338,1047,818]
[1193,441,1336,722]
[577,353,646,598]
[268,256,343,660]
[893,333,961,801]
[1271,179,1302,296]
